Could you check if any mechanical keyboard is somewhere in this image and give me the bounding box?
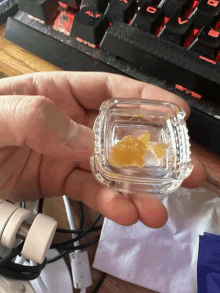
[0,0,18,25]
[2,0,220,154]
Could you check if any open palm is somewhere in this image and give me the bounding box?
[0,72,206,228]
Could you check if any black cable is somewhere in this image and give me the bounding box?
[0,233,99,280]
[57,235,100,251]
[56,225,102,234]
[0,240,41,281]
[47,236,100,263]
[47,250,67,264]
[78,201,84,230]
[92,273,107,293]
[4,257,47,273]
[0,241,24,268]
[38,198,44,214]
[5,200,101,283]
[50,213,101,249]
[19,202,26,209]
[0,267,41,281]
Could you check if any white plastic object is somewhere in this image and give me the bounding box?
[1,207,32,248]
[30,260,51,293]
[21,214,58,264]
[0,275,35,293]
[0,201,19,239]
[70,250,92,289]
[0,199,5,204]
[24,249,74,293]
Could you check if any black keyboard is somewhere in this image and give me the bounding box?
[3,0,220,154]
[0,0,18,25]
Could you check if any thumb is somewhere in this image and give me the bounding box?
[0,95,94,158]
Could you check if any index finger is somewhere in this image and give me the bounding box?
[65,72,191,119]
[0,71,190,119]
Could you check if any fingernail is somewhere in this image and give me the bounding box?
[65,120,95,154]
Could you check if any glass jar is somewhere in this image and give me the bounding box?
[90,98,193,195]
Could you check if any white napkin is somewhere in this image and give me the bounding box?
[93,187,220,293]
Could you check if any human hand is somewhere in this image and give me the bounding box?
[0,72,206,228]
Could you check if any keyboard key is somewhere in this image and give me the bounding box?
[136,0,158,5]
[100,21,220,100]
[197,0,220,16]
[137,0,160,5]
[80,0,110,13]
[71,7,110,44]
[189,26,220,59]
[189,0,220,27]
[18,0,59,23]
[53,11,74,36]
[131,4,165,34]
[105,0,138,23]
[181,0,199,18]
[159,0,188,17]
[59,0,82,10]
[138,0,160,5]
[0,0,19,25]
[159,12,193,45]
[4,7,220,155]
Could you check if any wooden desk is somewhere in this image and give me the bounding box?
[0,22,220,293]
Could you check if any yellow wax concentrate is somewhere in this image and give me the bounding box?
[138,133,151,148]
[109,133,168,168]
[109,135,147,168]
[153,143,168,158]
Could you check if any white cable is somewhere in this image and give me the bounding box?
[63,195,92,293]
[14,255,26,265]
[27,201,39,214]
[62,195,79,245]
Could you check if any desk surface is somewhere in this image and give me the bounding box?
[0,22,220,293]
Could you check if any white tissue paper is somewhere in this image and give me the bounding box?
[93,187,220,293]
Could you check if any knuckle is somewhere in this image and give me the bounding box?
[29,95,52,113]
[17,95,54,136]
[26,95,55,124]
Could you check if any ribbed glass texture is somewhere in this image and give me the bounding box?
[90,98,193,195]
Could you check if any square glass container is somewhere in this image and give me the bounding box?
[90,98,193,195]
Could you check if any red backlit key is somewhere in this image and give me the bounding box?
[131,4,165,34]
[189,0,220,27]
[80,0,110,13]
[53,11,74,36]
[71,7,110,44]
[159,12,193,46]
[189,25,220,59]
[105,0,138,23]
[197,0,220,16]
[18,0,59,23]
